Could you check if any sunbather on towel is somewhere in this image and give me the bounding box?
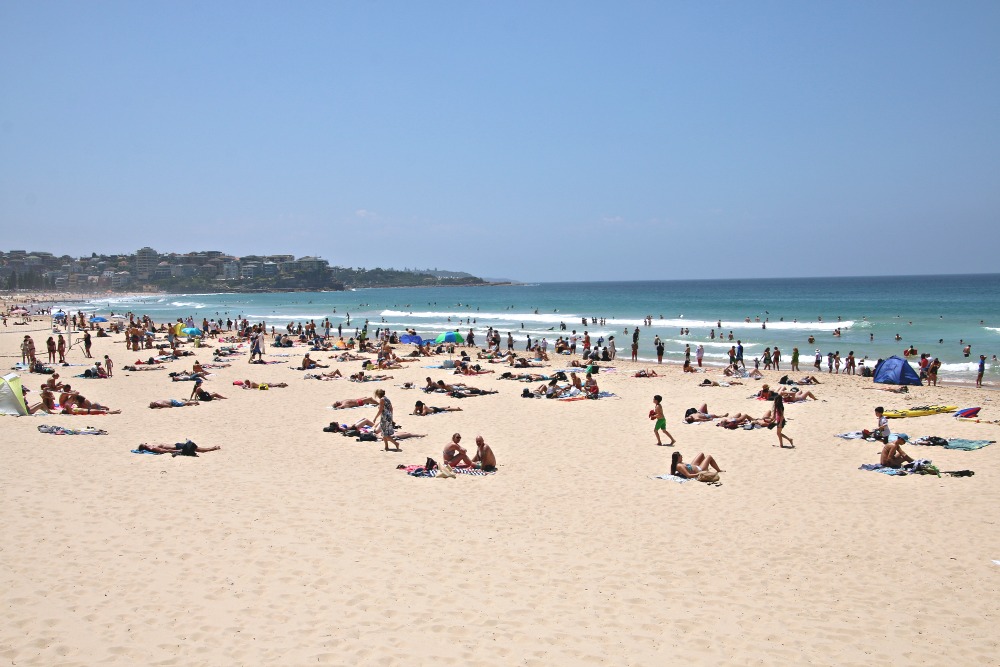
[326,418,376,433]
[149,399,200,408]
[715,413,755,428]
[670,451,724,478]
[436,379,497,396]
[241,380,289,389]
[413,401,463,415]
[684,404,728,423]
[881,437,915,468]
[64,394,120,414]
[136,441,221,455]
[332,397,378,409]
[778,388,818,402]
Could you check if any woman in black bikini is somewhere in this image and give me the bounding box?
[413,400,463,415]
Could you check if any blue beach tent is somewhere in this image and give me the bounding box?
[872,356,923,386]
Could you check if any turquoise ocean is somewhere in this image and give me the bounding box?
[62,274,1000,385]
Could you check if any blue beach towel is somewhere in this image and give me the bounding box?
[859,463,907,476]
[944,439,995,451]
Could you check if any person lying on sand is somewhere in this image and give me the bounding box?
[436,379,497,396]
[330,352,367,362]
[715,413,756,429]
[881,437,915,468]
[149,399,200,408]
[413,401,463,415]
[350,372,394,382]
[64,395,121,414]
[875,385,909,394]
[634,369,659,378]
[324,418,376,433]
[509,356,543,368]
[308,369,343,380]
[332,397,378,409]
[684,404,728,423]
[753,410,775,427]
[241,380,289,389]
[777,388,818,402]
[136,441,220,455]
[455,363,495,376]
[670,451,724,478]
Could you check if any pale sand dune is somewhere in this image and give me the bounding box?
[2,320,999,665]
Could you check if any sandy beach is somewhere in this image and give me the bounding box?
[2,309,999,665]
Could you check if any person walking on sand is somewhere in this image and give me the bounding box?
[773,394,793,448]
[374,388,401,452]
[651,395,676,446]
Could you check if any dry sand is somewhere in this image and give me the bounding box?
[2,313,999,665]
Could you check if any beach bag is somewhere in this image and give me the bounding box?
[356,433,377,442]
[696,470,719,483]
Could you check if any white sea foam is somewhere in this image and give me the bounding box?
[380,309,579,325]
[938,361,990,373]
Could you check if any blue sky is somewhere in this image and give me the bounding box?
[2,1,998,282]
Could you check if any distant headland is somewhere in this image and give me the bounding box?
[0,248,501,293]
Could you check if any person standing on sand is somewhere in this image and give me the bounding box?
[608,336,616,360]
[82,331,92,358]
[791,347,800,371]
[696,344,704,368]
[57,334,66,363]
[374,388,401,452]
[652,395,675,446]
[736,340,745,369]
[656,339,665,364]
[977,355,986,388]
